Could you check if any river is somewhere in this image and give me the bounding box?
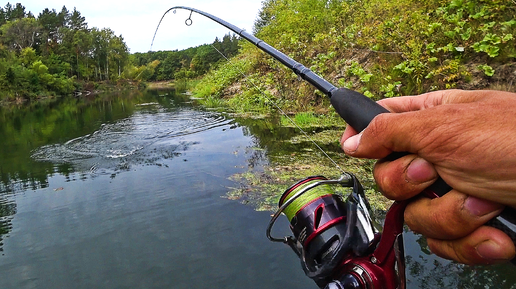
[0,90,514,288]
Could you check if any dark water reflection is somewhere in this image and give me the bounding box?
[0,90,514,288]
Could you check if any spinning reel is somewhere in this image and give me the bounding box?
[267,174,407,289]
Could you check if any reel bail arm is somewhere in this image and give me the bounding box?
[267,174,354,243]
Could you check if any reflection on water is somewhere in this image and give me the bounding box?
[0,90,514,288]
[0,196,15,252]
[0,90,312,288]
[404,232,516,288]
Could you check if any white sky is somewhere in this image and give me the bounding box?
[9,0,263,53]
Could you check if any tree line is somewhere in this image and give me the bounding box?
[0,2,242,101]
[0,3,130,101]
[129,33,241,82]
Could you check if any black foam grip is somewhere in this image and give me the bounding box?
[330,88,389,132]
[330,88,516,261]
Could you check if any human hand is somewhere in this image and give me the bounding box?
[340,89,516,265]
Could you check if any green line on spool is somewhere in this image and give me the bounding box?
[282,180,335,221]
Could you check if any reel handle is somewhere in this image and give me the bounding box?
[330,88,516,259]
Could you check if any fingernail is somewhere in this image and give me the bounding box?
[476,240,509,262]
[343,133,362,154]
[406,158,436,183]
[464,196,503,217]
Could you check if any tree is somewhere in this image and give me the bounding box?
[72,29,92,80]
[189,45,222,75]
[37,8,60,55]
[54,6,70,46]
[2,2,27,21]
[0,4,132,100]
[110,35,129,77]
[136,60,160,81]
[0,7,6,26]
[0,17,41,51]
[220,33,239,57]
[69,7,87,30]
[57,6,69,28]
[158,52,182,80]
[253,0,278,34]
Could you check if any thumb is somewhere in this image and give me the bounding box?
[342,114,398,159]
[342,132,362,154]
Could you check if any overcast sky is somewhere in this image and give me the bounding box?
[12,0,263,53]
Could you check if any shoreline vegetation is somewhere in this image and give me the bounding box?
[191,82,393,212]
[0,3,238,105]
[3,1,515,211]
[186,0,516,212]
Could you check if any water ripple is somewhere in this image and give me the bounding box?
[31,108,232,175]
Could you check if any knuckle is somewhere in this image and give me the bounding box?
[368,114,389,139]
[431,198,472,238]
[373,156,422,201]
[404,197,471,239]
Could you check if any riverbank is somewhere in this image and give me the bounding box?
[181,79,392,212]
[146,81,174,89]
[223,119,392,213]
[0,80,143,108]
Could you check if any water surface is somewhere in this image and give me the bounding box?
[0,90,514,288]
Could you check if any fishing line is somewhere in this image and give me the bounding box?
[209,44,346,175]
[150,7,346,174]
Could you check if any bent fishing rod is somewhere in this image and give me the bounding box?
[153,6,516,289]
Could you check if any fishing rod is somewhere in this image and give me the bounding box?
[153,6,516,289]
[151,6,382,131]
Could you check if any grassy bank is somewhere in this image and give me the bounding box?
[183,77,390,212]
[191,0,515,111]
[186,0,516,212]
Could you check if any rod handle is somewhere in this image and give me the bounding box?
[330,88,389,132]
[330,88,516,259]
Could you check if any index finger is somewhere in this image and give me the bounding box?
[377,89,488,113]
[342,91,448,142]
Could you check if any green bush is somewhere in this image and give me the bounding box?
[237,0,516,102]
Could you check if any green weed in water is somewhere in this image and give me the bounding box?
[225,127,392,212]
[281,111,344,129]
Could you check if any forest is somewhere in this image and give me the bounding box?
[0,3,130,100]
[131,34,240,82]
[0,2,238,102]
[2,1,515,108]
